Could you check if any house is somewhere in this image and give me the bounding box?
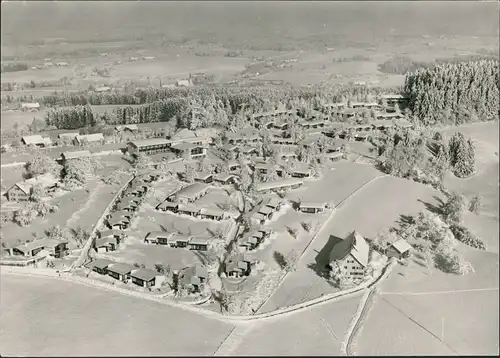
[340,109,356,119]
[279,151,298,162]
[239,146,258,157]
[188,237,210,251]
[350,102,380,109]
[74,133,104,146]
[94,86,111,93]
[176,79,191,87]
[116,124,139,132]
[156,201,179,213]
[144,231,173,245]
[386,238,412,259]
[58,132,79,142]
[327,152,344,162]
[177,203,201,218]
[255,178,304,193]
[169,233,191,248]
[85,258,114,275]
[56,62,69,67]
[225,254,251,278]
[214,173,238,185]
[291,164,313,179]
[94,231,122,253]
[178,265,208,293]
[105,214,130,230]
[194,172,214,184]
[171,183,209,204]
[199,207,225,221]
[116,201,138,212]
[21,135,52,147]
[7,173,59,202]
[265,197,282,211]
[257,205,274,220]
[327,231,370,280]
[60,150,92,165]
[99,230,123,241]
[129,268,162,288]
[170,128,213,147]
[171,142,207,160]
[299,201,326,214]
[127,138,172,155]
[11,238,69,259]
[106,263,134,282]
[380,94,408,106]
[21,102,40,111]
[239,231,267,251]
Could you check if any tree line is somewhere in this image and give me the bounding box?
[404,59,499,125]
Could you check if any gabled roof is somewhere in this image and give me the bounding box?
[75,133,104,143]
[189,237,210,245]
[200,207,224,218]
[390,238,412,254]
[171,142,199,151]
[14,238,67,254]
[178,203,201,214]
[85,258,114,270]
[116,124,138,131]
[130,268,158,282]
[171,128,196,140]
[58,132,79,139]
[258,205,273,215]
[176,183,209,199]
[107,262,134,275]
[95,236,118,248]
[195,172,213,180]
[329,231,370,267]
[170,233,191,242]
[99,230,122,238]
[300,201,326,209]
[22,135,51,145]
[145,231,172,240]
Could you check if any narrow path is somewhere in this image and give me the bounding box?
[344,289,376,356]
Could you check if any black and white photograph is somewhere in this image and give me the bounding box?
[0,0,499,356]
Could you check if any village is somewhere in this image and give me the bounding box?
[1,93,415,310]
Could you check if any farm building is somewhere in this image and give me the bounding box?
[85,258,114,275]
[106,263,134,282]
[6,173,59,202]
[178,265,208,293]
[327,231,370,281]
[255,178,304,193]
[21,135,52,147]
[225,254,252,278]
[170,142,207,160]
[169,183,209,204]
[299,201,326,214]
[74,133,104,146]
[386,238,412,259]
[10,238,69,259]
[60,150,92,164]
[21,102,40,111]
[127,138,172,155]
[129,268,163,288]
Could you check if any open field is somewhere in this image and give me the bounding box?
[259,173,444,313]
[231,295,363,356]
[1,173,129,248]
[0,274,235,356]
[0,110,47,131]
[357,288,499,356]
[442,121,499,252]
